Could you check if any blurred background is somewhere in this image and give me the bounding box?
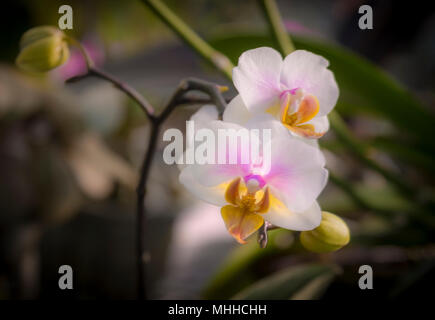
[0,0,434,299]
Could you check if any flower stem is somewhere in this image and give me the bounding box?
[141,0,234,80]
[135,121,159,300]
[258,0,295,55]
[69,67,156,120]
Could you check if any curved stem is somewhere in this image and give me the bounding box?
[257,221,279,248]
[67,67,156,120]
[158,77,227,123]
[89,68,156,119]
[136,121,159,300]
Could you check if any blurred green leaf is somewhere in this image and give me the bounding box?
[232,264,339,300]
[202,230,294,299]
[319,180,412,217]
[288,270,337,300]
[355,183,412,212]
[369,136,435,177]
[209,33,435,153]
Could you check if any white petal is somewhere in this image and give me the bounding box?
[265,136,328,212]
[178,106,218,171]
[187,108,245,185]
[262,199,322,231]
[189,120,250,187]
[244,114,288,137]
[305,115,330,134]
[223,95,252,126]
[191,104,219,124]
[280,50,339,117]
[179,165,227,206]
[233,47,283,113]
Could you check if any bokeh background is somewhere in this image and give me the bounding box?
[0,0,434,299]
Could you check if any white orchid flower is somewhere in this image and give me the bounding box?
[225,47,339,139]
[178,105,328,244]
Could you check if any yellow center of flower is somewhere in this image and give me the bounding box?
[221,177,270,243]
[279,89,324,138]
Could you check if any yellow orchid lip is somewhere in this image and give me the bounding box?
[221,205,264,244]
[280,90,325,138]
[221,177,271,243]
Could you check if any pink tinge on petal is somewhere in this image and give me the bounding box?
[233,47,283,112]
[215,163,250,179]
[279,87,300,98]
[243,174,266,189]
[263,162,292,185]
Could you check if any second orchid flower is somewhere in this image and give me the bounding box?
[226,47,339,139]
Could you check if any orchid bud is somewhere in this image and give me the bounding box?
[300,212,350,253]
[16,26,70,72]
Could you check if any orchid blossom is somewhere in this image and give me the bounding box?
[225,47,339,138]
[179,105,328,244]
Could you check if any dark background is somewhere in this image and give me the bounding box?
[0,0,434,299]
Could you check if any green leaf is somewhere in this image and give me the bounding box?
[232,264,339,300]
[369,136,435,177]
[209,32,435,152]
[202,230,294,299]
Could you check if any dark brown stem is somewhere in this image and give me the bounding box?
[157,77,227,124]
[67,67,156,121]
[136,121,159,300]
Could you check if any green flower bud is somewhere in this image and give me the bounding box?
[300,212,350,253]
[16,26,70,72]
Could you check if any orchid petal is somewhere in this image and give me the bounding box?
[233,47,283,113]
[179,165,228,206]
[191,104,219,124]
[225,177,242,206]
[255,187,270,214]
[293,94,319,124]
[265,137,328,212]
[221,205,264,243]
[280,50,338,117]
[286,115,329,139]
[189,120,250,187]
[223,95,252,126]
[287,124,324,139]
[262,198,322,231]
[304,115,330,134]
